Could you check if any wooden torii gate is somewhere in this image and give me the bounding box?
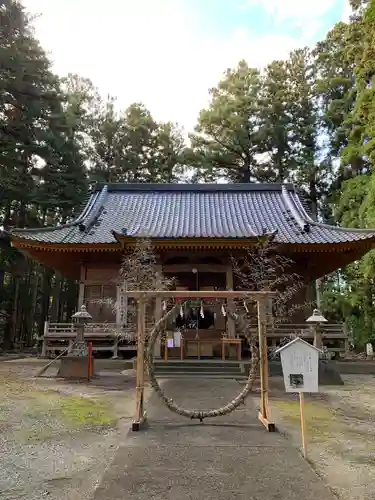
[128,290,276,432]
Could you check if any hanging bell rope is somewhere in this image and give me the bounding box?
[200,302,204,318]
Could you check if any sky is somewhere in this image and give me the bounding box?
[22,0,351,133]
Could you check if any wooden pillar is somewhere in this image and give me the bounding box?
[153,260,162,358]
[257,297,275,432]
[113,286,120,360]
[117,283,128,326]
[78,264,85,308]
[111,284,121,359]
[115,285,121,326]
[68,339,74,353]
[41,321,48,357]
[133,297,147,431]
[226,264,235,337]
[258,298,268,417]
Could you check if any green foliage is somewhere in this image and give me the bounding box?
[88,101,185,184]
[188,60,264,183]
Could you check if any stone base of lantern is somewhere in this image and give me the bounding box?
[57,355,94,380]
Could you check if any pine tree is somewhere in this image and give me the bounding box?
[188,61,264,183]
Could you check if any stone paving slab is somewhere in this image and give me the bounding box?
[94,380,336,500]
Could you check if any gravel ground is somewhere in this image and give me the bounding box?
[0,360,150,500]
[1,360,374,500]
[269,375,375,500]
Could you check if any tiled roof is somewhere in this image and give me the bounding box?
[10,183,375,246]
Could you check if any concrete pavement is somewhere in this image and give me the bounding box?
[93,379,335,500]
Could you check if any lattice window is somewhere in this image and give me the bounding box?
[84,285,116,321]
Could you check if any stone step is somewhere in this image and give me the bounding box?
[154,372,247,379]
[154,361,243,368]
[154,366,242,373]
[155,368,242,374]
[153,359,246,380]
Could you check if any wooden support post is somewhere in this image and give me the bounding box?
[154,296,162,359]
[112,337,119,359]
[226,264,235,337]
[299,392,307,458]
[88,342,93,379]
[41,321,48,357]
[78,264,85,308]
[180,336,184,360]
[132,297,147,431]
[257,298,275,432]
[164,340,168,361]
[68,339,74,354]
[115,284,121,328]
[153,262,163,358]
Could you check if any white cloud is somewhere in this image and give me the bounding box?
[341,0,352,22]
[21,0,327,132]
[243,0,337,26]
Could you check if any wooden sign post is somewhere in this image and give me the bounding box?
[299,392,307,458]
[276,338,322,459]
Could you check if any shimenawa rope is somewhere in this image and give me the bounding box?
[145,302,260,422]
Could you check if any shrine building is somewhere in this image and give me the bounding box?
[9,183,375,359]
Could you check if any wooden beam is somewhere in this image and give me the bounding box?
[81,279,120,286]
[163,263,227,273]
[125,290,276,299]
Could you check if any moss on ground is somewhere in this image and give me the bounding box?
[3,390,118,443]
[58,395,117,426]
[271,399,339,441]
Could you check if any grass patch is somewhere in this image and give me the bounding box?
[8,391,118,443]
[272,399,335,420]
[272,399,339,441]
[58,396,117,426]
[19,390,117,426]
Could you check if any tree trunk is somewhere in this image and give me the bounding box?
[38,268,52,336]
[51,272,62,322]
[25,264,39,347]
[3,276,21,350]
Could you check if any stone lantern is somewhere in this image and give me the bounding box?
[306,308,327,350]
[71,305,92,356]
[57,305,93,379]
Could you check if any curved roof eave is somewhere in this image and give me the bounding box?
[290,186,375,237]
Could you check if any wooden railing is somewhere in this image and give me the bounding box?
[248,322,348,339]
[42,321,153,358]
[41,321,349,358]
